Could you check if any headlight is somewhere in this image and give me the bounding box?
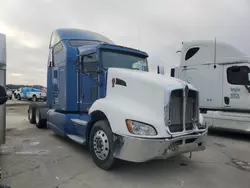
[125,120,157,136]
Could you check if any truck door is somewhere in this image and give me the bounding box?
[51,42,64,108]
[80,53,99,112]
[181,65,223,109]
[223,64,250,110]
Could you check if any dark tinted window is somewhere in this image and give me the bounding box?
[171,68,175,77]
[185,47,199,60]
[69,40,101,47]
[53,42,63,54]
[101,50,148,71]
[227,66,250,85]
[50,32,60,47]
[83,53,98,63]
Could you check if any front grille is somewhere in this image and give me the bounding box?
[168,123,193,133]
[167,88,198,133]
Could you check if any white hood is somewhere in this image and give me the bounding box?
[106,68,197,101]
[102,68,198,138]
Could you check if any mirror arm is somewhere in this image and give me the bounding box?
[95,80,103,87]
[85,72,103,87]
[244,85,250,93]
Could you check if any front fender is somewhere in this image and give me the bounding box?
[89,97,170,138]
[199,113,204,125]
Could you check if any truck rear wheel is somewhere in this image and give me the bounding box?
[28,106,35,124]
[35,109,46,129]
[89,120,117,170]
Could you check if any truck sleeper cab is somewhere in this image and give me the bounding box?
[171,40,250,133]
[28,29,207,170]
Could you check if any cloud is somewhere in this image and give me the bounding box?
[0,21,46,49]
[11,73,23,77]
[1,0,250,85]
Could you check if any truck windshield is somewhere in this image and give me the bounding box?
[101,50,148,71]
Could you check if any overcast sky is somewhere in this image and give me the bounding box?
[1,0,250,86]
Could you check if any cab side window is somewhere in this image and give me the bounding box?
[53,42,63,55]
[185,47,200,61]
[227,66,250,85]
[48,32,61,67]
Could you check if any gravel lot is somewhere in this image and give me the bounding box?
[1,105,250,188]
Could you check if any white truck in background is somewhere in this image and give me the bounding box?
[14,88,22,99]
[15,87,46,101]
[26,89,46,102]
[6,87,13,100]
[170,40,250,134]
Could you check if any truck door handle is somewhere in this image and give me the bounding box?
[80,94,84,103]
[224,97,230,105]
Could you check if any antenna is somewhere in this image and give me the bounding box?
[214,37,217,68]
[137,24,140,50]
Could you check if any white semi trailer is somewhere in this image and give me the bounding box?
[0,33,7,145]
[171,40,250,134]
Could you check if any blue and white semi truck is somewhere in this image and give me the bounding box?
[28,28,207,170]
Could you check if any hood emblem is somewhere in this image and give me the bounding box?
[111,78,127,88]
[112,78,116,88]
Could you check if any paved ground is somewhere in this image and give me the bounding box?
[1,105,250,188]
[6,98,30,106]
[6,97,45,107]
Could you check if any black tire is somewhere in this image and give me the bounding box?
[9,96,12,100]
[89,120,117,170]
[28,105,36,124]
[17,94,21,100]
[14,93,17,98]
[32,95,37,102]
[35,108,46,129]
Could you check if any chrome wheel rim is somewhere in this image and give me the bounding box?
[93,130,109,160]
[35,110,39,123]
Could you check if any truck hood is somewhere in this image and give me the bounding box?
[106,68,197,95]
[105,68,198,138]
[106,68,197,108]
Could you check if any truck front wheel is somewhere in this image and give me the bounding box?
[89,120,117,170]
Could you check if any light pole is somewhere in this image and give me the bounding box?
[0,33,7,145]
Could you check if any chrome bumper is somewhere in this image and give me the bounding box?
[114,131,207,163]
